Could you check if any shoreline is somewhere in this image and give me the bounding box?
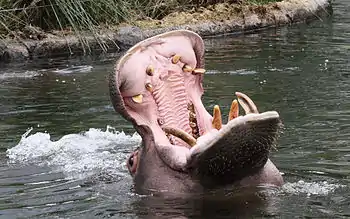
[0,0,331,63]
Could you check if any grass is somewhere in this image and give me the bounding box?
[248,0,281,5]
[0,0,281,49]
[0,0,135,36]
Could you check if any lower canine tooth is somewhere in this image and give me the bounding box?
[132,94,143,103]
[236,92,259,114]
[212,105,222,130]
[228,99,239,121]
[193,68,206,74]
[162,127,197,147]
[183,64,193,72]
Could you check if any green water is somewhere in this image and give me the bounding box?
[0,1,349,218]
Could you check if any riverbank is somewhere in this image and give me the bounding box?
[0,0,331,63]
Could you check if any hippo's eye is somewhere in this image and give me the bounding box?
[127,149,139,175]
[128,155,134,167]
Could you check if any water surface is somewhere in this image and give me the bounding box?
[1,1,349,218]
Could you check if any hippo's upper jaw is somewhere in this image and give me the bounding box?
[109,30,283,193]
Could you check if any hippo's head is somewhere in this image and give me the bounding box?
[109,30,283,194]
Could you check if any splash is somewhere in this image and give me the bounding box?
[282,180,345,196]
[7,126,141,179]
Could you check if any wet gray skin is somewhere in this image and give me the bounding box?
[109,30,283,194]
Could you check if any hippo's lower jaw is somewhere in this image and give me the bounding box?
[109,30,283,193]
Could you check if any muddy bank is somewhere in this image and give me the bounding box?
[0,0,331,63]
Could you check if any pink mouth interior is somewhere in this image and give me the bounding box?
[116,32,213,148]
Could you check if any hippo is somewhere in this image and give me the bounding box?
[109,30,283,194]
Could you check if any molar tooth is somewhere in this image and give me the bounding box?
[192,129,198,135]
[162,127,197,147]
[183,64,193,72]
[145,83,153,92]
[189,112,196,119]
[212,105,222,130]
[192,68,206,74]
[189,122,197,128]
[131,94,143,103]
[236,92,259,114]
[146,65,154,76]
[187,103,194,110]
[228,99,239,122]
[172,54,181,64]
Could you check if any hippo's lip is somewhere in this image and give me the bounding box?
[110,30,281,181]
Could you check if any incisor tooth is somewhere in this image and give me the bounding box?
[162,127,197,147]
[172,54,181,64]
[236,92,259,114]
[146,65,154,76]
[145,83,153,92]
[212,105,222,130]
[193,68,206,74]
[183,64,193,72]
[132,94,143,103]
[228,99,239,122]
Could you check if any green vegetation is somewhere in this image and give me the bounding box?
[0,0,281,38]
[248,0,281,4]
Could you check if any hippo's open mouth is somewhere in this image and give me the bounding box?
[109,30,282,187]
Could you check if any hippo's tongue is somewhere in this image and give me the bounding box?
[111,30,282,186]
